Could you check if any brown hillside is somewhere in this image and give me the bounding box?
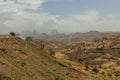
[0,35,86,80]
[1,34,119,80]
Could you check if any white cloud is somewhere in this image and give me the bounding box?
[0,0,120,33]
[69,10,120,32]
[0,0,44,13]
[17,0,44,10]
[73,10,99,22]
[1,11,60,33]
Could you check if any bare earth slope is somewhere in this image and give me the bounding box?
[0,35,86,80]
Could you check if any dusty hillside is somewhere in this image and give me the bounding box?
[29,36,119,80]
[0,35,89,80]
[1,34,120,80]
[64,36,120,80]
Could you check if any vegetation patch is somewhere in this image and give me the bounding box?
[114,77,120,80]
[107,73,112,78]
[0,74,11,80]
[28,70,35,77]
[92,66,99,73]
[85,64,89,71]
[18,49,27,54]
[48,57,57,64]
[9,32,16,36]
[101,71,105,76]
[114,71,120,77]
[46,70,66,80]
[15,59,27,67]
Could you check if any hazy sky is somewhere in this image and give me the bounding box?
[0,0,120,33]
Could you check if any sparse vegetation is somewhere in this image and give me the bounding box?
[108,73,112,78]
[28,70,35,77]
[114,77,120,80]
[114,71,120,77]
[92,67,99,73]
[18,49,27,54]
[101,71,105,76]
[15,59,27,67]
[46,70,66,80]
[1,32,120,80]
[0,74,11,80]
[48,48,55,56]
[85,63,89,71]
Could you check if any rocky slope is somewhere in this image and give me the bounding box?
[1,34,120,80]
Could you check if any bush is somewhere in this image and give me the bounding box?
[114,71,120,77]
[55,75,65,80]
[15,59,27,67]
[10,32,16,36]
[101,71,105,75]
[28,70,35,77]
[85,64,89,71]
[46,70,65,80]
[18,49,26,54]
[92,67,99,73]
[108,73,112,78]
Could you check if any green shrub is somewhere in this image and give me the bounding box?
[15,59,27,67]
[108,73,112,78]
[55,75,65,80]
[85,64,89,71]
[114,71,120,77]
[92,67,99,73]
[46,70,65,80]
[28,70,35,77]
[10,32,16,36]
[101,71,105,75]
[18,49,26,54]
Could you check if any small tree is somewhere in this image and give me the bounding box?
[10,32,16,36]
[85,63,89,71]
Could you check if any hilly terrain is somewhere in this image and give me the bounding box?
[21,31,120,45]
[55,35,120,80]
[1,33,120,80]
[0,34,95,80]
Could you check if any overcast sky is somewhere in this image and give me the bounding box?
[0,0,120,33]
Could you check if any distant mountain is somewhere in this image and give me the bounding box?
[20,30,120,44]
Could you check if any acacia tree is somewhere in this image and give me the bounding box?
[10,32,16,36]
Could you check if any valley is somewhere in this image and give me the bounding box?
[0,32,120,80]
